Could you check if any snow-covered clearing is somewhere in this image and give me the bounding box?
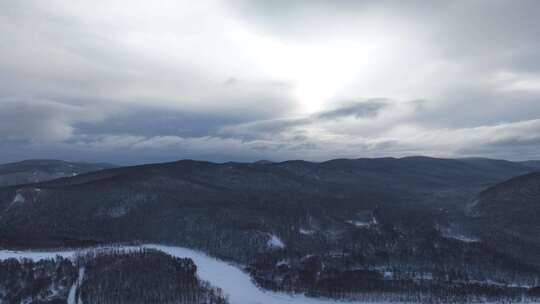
[346,220,372,227]
[13,193,25,204]
[437,225,480,243]
[443,233,480,243]
[267,234,285,249]
[346,216,377,228]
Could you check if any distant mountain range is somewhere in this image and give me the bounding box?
[0,156,539,302]
[0,159,116,187]
[520,160,540,170]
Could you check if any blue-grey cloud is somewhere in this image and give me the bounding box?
[316,99,388,120]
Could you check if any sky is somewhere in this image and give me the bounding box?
[1,0,540,164]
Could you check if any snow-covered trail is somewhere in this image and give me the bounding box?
[143,244,341,304]
[0,244,367,304]
[67,267,85,304]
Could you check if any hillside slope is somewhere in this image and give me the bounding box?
[0,157,537,300]
[0,159,115,187]
[0,157,532,247]
[521,160,540,171]
[471,172,540,240]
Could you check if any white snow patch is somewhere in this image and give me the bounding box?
[346,220,371,227]
[12,193,25,204]
[301,254,316,261]
[438,226,480,243]
[347,216,377,228]
[464,279,532,289]
[276,259,289,267]
[299,228,315,235]
[444,234,480,243]
[48,285,60,298]
[267,234,285,249]
[108,206,129,218]
[21,297,33,304]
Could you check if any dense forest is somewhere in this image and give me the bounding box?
[247,218,540,303]
[0,256,76,303]
[1,157,540,302]
[77,249,228,304]
[0,249,228,304]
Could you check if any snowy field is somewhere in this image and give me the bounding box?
[145,244,349,304]
[0,244,387,304]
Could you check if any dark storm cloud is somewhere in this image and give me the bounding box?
[0,97,107,142]
[73,106,245,138]
[316,99,388,120]
[222,99,389,139]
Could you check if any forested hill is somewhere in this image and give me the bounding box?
[0,159,115,187]
[0,156,533,248]
[0,156,539,302]
[471,172,540,242]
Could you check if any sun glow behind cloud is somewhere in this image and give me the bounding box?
[2,0,540,163]
[23,0,405,115]
[229,26,389,114]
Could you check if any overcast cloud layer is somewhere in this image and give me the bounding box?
[1,0,540,164]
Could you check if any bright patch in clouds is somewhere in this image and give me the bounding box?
[254,39,377,113]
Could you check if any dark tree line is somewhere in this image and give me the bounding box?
[248,240,540,303]
[77,248,228,304]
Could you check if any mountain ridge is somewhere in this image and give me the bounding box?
[1,156,539,301]
[0,159,116,187]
